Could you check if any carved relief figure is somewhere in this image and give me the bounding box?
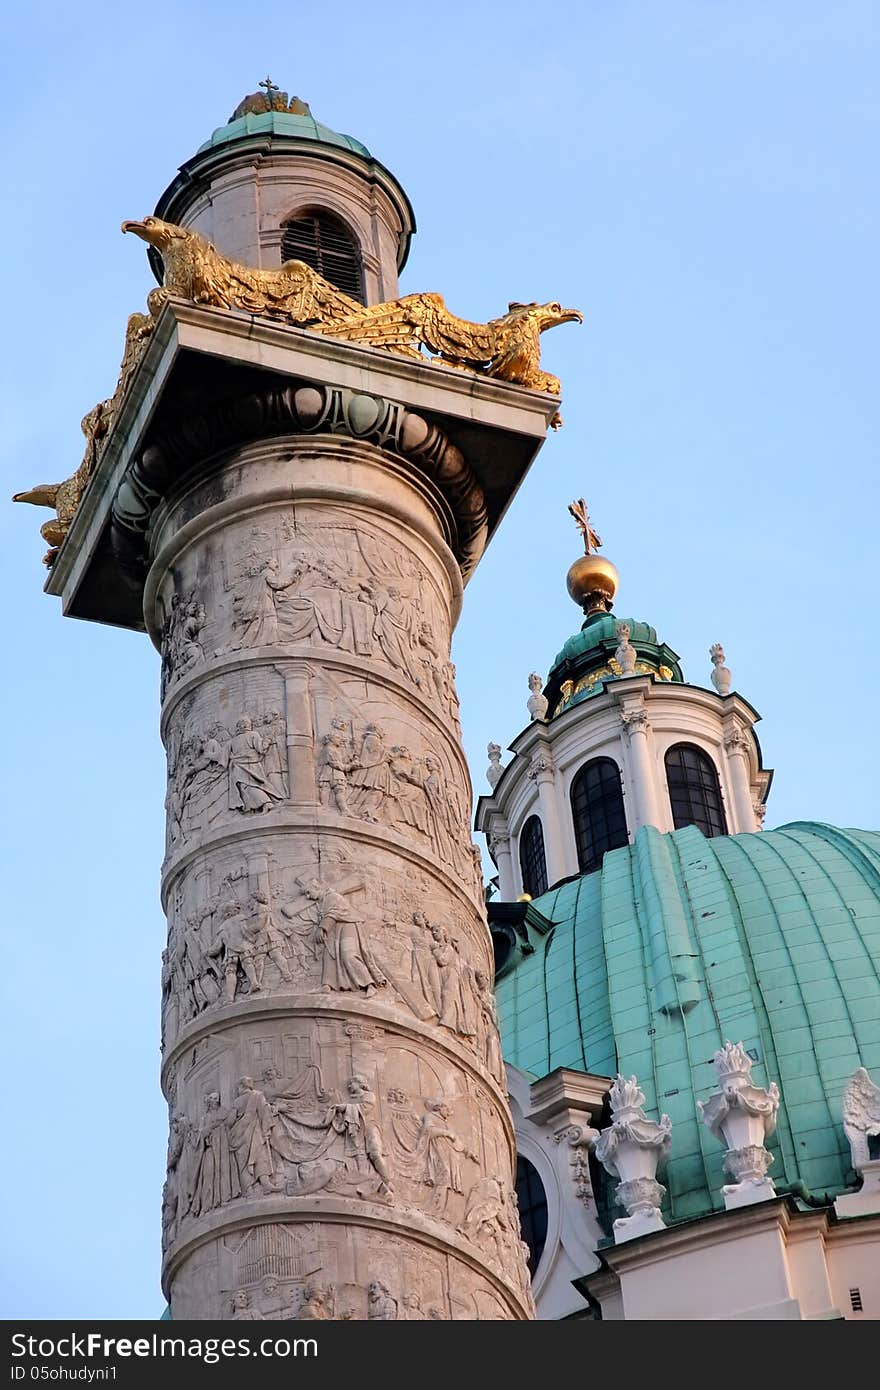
[161,1113,189,1249]
[462,1176,515,1269]
[260,711,287,800]
[361,580,421,685]
[391,1097,479,1215]
[249,890,294,989]
[348,725,392,822]
[282,875,386,996]
[230,1289,264,1320]
[473,969,506,1084]
[224,558,288,651]
[208,899,263,1003]
[295,1283,334,1320]
[311,710,471,875]
[161,591,206,698]
[317,721,354,815]
[278,1072,394,1200]
[387,745,428,836]
[227,1076,282,1196]
[409,912,442,1018]
[367,1280,398,1320]
[189,1091,242,1218]
[430,925,476,1038]
[166,708,288,850]
[228,717,284,813]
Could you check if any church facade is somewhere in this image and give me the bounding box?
[477,515,880,1319]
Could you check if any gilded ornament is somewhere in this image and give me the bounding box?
[119,218,579,412]
[13,311,155,564]
[565,499,619,615]
[15,216,581,564]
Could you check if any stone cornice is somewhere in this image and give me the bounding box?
[579,1196,816,1279]
[526,1067,611,1128]
[47,298,557,627]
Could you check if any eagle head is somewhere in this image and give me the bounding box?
[534,301,583,332]
[121,216,185,251]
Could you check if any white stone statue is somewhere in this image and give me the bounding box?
[709,643,731,696]
[527,673,548,721]
[486,742,504,789]
[594,1075,672,1242]
[842,1066,880,1173]
[836,1065,880,1217]
[615,622,637,676]
[698,1041,779,1209]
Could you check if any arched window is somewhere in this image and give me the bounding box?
[571,757,628,874]
[515,1155,548,1277]
[665,743,727,837]
[519,816,548,898]
[280,210,365,302]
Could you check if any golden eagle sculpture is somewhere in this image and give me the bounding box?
[15,216,581,564]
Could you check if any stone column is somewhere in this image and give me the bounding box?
[489,820,517,902]
[724,726,757,832]
[528,750,567,887]
[619,705,663,832]
[154,410,533,1319]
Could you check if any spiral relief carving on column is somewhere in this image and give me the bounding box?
[150,425,532,1319]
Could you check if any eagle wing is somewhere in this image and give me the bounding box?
[316,292,498,367]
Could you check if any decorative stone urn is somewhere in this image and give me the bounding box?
[698,1041,780,1210]
[486,742,504,789]
[594,1075,672,1243]
[709,643,731,696]
[527,673,549,721]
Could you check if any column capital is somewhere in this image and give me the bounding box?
[620,706,650,741]
[527,747,555,782]
[723,723,751,756]
[488,818,512,856]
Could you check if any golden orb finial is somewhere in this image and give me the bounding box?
[566,499,619,615]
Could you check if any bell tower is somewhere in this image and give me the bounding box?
[15,87,580,1321]
[151,82,414,301]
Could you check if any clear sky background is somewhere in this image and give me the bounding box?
[2,1,878,1318]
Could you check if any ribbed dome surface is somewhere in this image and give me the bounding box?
[497,821,880,1221]
[197,111,372,158]
[550,613,660,668]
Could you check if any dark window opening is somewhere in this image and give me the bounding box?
[281,211,365,302]
[519,816,548,898]
[571,757,628,874]
[850,1287,863,1312]
[665,743,727,838]
[515,1155,548,1277]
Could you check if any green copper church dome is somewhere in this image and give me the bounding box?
[543,612,684,717]
[197,110,372,159]
[497,821,880,1223]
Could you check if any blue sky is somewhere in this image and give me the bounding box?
[2,1,878,1317]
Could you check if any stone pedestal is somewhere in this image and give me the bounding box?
[46,302,557,1321]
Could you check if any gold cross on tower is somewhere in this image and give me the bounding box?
[568,498,603,554]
